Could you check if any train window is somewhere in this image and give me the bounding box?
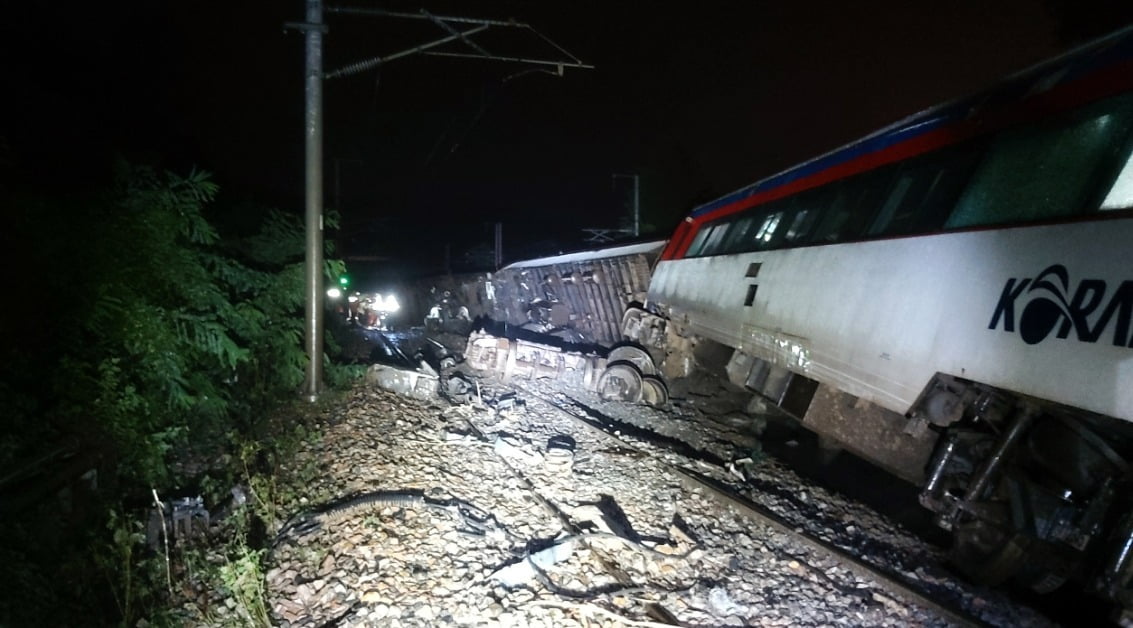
[946,93,1133,228]
[811,169,892,243]
[784,207,821,243]
[721,215,760,253]
[870,145,983,236]
[868,176,915,236]
[719,198,798,253]
[754,211,784,246]
[697,211,734,255]
[683,224,715,257]
[700,220,732,255]
[810,187,853,243]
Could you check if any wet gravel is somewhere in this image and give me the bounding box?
[183,363,1054,628]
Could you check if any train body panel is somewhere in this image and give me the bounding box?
[634,27,1133,607]
[650,217,1133,422]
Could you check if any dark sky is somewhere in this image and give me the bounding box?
[4,0,1132,271]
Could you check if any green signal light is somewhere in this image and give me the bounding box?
[339,276,350,286]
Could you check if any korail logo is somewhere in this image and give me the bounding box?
[989,264,1133,347]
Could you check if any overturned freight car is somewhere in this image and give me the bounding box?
[417,241,664,347]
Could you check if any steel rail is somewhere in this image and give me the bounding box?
[519,386,990,628]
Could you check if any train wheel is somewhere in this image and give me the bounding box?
[949,502,1030,586]
[598,361,644,403]
[608,345,657,376]
[641,375,669,407]
[950,521,1068,593]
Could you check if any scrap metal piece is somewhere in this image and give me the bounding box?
[146,496,210,549]
[544,434,576,474]
[365,363,439,400]
[170,496,209,539]
[490,538,577,587]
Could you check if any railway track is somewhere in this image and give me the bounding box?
[512,383,1001,628]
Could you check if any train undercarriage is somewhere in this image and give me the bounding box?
[617,305,1133,620]
[913,378,1133,607]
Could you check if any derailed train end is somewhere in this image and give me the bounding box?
[620,25,1133,621]
[624,298,1133,615]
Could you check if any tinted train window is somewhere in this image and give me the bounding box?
[752,211,785,249]
[721,215,760,253]
[683,224,715,257]
[784,207,821,243]
[812,169,893,243]
[702,220,732,254]
[870,145,983,236]
[868,176,915,236]
[947,93,1133,228]
[713,198,795,254]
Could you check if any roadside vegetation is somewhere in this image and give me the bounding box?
[0,164,361,626]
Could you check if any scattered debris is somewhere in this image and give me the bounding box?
[490,538,577,588]
[364,363,439,400]
[489,391,524,413]
[274,489,512,544]
[443,372,476,403]
[544,435,576,475]
[492,434,543,466]
[708,586,746,616]
[146,496,209,549]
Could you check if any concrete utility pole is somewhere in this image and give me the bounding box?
[632,174,640,237]
[494,222,503,270]
[613,173,640,237]
[291,4,591,400]
[302,0,325,401]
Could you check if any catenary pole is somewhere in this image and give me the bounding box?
[303,0,325,401]
[633,174,640,237]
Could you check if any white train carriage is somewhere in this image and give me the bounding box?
[631,26,1133,608]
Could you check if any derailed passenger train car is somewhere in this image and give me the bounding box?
[626,26,1133,610]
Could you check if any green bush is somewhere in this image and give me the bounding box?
[0,164,357,626]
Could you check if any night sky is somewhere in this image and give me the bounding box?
[4,0,1132,276]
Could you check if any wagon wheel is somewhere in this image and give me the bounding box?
[948,490,1066,592]
[597,361,644,403]
[950,513,1029,587]
[608,345,657,376]
[641,375,669,407]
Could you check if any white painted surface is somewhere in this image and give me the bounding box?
[503,241,666,269]
[649,218,1133,422]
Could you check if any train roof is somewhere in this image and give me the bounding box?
[690,24,1133,220]
[502,240,666,269]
